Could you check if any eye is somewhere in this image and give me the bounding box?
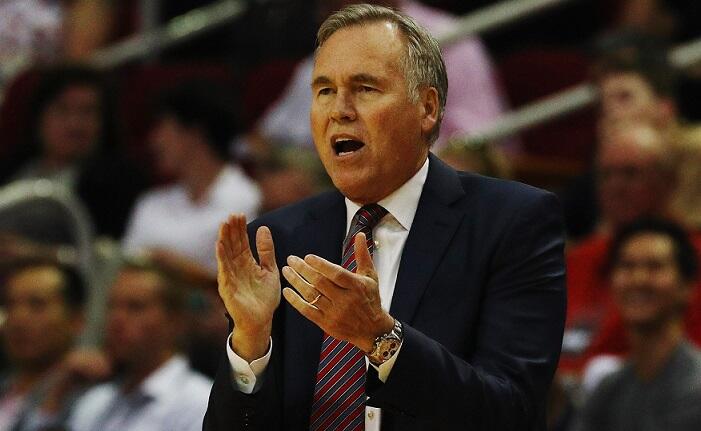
[359,85,376,93]
[317,87,333,96]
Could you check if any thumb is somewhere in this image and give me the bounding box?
[256,226,278,272]
[354,232,377,280]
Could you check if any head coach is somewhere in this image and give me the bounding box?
[204,4,566,430]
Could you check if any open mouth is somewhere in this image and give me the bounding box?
[333,138,365,156]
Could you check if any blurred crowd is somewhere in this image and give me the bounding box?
[0,0,700,430]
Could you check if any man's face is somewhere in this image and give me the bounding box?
[599,73,666,127]
[105,270,175,367]
[611,233,690,330]
[597,131,670,228]
[3,267,80,368]
[40,85,101,164]
[149,116,193,178]
[310,21,435,204]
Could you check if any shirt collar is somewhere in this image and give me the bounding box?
[345,156,429,232]
[136,355,189,400]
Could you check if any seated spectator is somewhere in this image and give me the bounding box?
[247,0,508,153]
[0,64,146,240]
[30,260,212,431]
[0,263,85,431]
[122,80,261,274]
[571,218,701,431]
[0,0,113,83]
[256,147,330,214]
[561,122,682,371]
[562,32,701,238]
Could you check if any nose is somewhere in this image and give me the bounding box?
[330,90,356,122]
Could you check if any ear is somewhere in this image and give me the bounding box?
[419,87,439,139]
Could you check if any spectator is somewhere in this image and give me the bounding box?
[122,80,261,274]
[571,218,701,431]
[0,64,146,240]
[0,0,114,85]
[247,0,508,153]
[31,260,212,431]
[561,32,701,238]
[0,263,85,431]
[561,122,680,372]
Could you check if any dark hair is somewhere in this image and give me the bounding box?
[6,263,86,311]
[591,31,677,99]
[154,80,239,160]
[606,217,698,283]
[24,64,116,158]
[119,259,189,314]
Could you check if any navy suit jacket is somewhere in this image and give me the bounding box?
[203,155,566,430]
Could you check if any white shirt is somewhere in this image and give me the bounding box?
[68,356,211,431]
[227,158,429,430]
[122,164,261,274]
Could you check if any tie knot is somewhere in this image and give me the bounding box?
[354,204,388,229]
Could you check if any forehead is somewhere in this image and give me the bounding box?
[600,72,654,94]
[599,132,662,165]
[313,21,406,82]
[619,233,675,259]
[110,270,163,300]
[7,267,64,299]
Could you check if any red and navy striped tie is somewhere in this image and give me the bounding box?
[309,204,388,431]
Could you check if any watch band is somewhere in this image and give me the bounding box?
[367,319,403,365]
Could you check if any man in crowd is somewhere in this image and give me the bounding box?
[29,261,212,431]
[562,122,685,371]
[0,263,84,431]
[572,218,701,431]
[122,80,261,274]
[205,4,565,430]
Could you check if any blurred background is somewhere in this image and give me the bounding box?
[0,1,700,430]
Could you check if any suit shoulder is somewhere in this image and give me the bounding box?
[456,171,559,210]
[249,190,341,231]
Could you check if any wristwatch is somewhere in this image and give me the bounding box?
[367,319,403,365]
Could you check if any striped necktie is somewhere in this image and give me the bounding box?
[309,204,388,431]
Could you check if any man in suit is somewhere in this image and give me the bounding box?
[204,4,566,430]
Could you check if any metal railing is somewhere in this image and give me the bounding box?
[458,36,701,148]
[0,180,105,345]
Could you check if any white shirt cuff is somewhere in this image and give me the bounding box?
[226,333,272,394]
[369,340,403,383]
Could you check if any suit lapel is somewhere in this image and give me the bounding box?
[390,155,466,323]
[282,192,346,426]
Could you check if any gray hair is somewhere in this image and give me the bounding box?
[317,3,448,144]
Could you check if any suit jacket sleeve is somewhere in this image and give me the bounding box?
[203,222,286,431]
[366,190,566,430]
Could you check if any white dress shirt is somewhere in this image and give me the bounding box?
[26,356,212,431]
[122,164,261,274]
[68,356,211,431]
[227,158,429,430]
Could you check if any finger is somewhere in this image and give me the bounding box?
[286,255,342,299]
[303,254,359,290]
[225,214,247,260]
[216,224,234,274]
[256,226,278,272]
[353,232,377,280]
[283,287,325,321]
[235,214,252,258]
[282,265,320,303]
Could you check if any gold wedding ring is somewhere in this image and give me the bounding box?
[309,294,322,306]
